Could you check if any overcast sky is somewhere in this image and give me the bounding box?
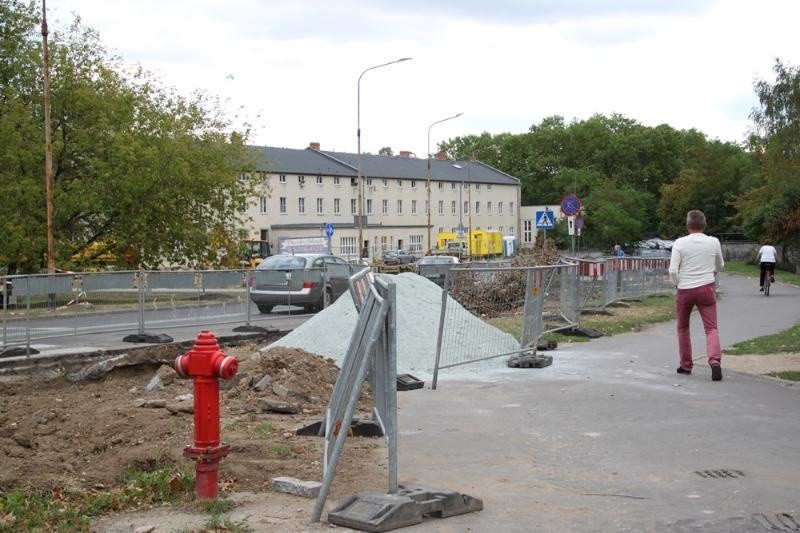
[49,0,799,157]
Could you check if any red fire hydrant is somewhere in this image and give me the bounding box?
[173,330,238,500]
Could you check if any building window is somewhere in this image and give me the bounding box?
[382,199,388,215]
[510,202,515,215]
[438,182,443,190]
[397,179,402,188]
[367,199,373,215]
[523,220,533,244]
[334,198,340,214]
[298,197,306,214]
[259,196,268,214]
[463,201,468,214]
[367,178,373,186]
[397,199,403,214]
[316,175,323,184]
[350,198,357,215]
[464,182,470,190]
[350,177,357,187]
[298,175,306,185]
[425,200,430,215]
[475,201,480,214]
[340,236,357,257]
[499,226,504,233]
[409,234,423,253]
[438,200,444,215]
[382,178,388,188]
[487,184,492,190]
[509,226,515,235]
[475,183,480,190]
[498,202,503,215]
[279,174,286,183]
[316,197,323,214]
[280,197,287,214]
[487,201,492,215]
[411,200,417,215]
[334,176,340,185]
[451,200,456,215]
[451,182,456,190]
[411,180,416,188]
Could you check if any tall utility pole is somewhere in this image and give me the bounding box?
[425,112,463,254]
[356,57,411,261]
[42,0,56,276]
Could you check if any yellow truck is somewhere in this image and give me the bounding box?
[435,230,503,259]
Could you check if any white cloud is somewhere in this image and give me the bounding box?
[49,0,800,155]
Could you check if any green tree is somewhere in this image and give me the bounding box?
[581,185,650,249]
[735,59,800,267]
[0,2,262,272]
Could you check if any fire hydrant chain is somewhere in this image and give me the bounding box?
[173,330,238,500]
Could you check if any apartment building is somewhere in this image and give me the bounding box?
[245,143,521,260]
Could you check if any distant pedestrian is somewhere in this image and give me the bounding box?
[757,239,778,291]
[613,244,625,257]
[668,210,725,381]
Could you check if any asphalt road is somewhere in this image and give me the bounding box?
[394,272,800,532]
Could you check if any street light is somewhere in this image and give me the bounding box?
[356,57,412,260]
[426,112,463,254]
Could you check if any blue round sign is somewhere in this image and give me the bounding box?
[325,223,334,237]
[561,194,582,216]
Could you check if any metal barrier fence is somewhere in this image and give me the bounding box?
[313,269,397,522]
[433,256,673,383]
[1,265,364,355]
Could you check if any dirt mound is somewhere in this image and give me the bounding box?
[0,339,382,498]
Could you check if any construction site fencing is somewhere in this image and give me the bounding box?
[1,266,358,355]
[571,256,673,313]
[313,269,397,521]
[433,257,673,384]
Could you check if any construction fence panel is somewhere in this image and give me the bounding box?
[143,270,249,332]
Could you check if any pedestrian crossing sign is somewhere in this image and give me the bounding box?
[535,210,555,229]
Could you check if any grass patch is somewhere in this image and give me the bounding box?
[0,468,194,532]
[254,421,273,438]
[724,324,800,355]
[485,294,675,341]
[765,371,800,381]
[724,260,800,287]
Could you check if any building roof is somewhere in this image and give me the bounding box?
[249,145,519,186]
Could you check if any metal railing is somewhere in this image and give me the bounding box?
[1,265,364,355]
[432,256,673,384]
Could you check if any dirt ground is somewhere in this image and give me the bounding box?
[1,335,798,533]
[0,337,388,532]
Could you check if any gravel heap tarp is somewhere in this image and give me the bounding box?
[264,272,519,377]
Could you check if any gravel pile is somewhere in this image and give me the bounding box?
[264,272,518,378]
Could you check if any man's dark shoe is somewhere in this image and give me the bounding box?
[677,367,692,375]
[711,364,723,381]
[760,287,764,292]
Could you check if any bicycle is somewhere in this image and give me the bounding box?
[763,265,774,296]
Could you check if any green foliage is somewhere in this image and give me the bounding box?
[735,59,800,266]
[0,1,262,273]
[725,323,800,355]
[0,468,193,532]
[765,371,800,381]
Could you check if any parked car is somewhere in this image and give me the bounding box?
[382,249,416,265]
[249,254,354,314]
[414,255,460,286]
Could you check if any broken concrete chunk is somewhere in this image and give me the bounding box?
[270,476,321,498]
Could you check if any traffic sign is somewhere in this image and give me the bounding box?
[325,223,334,237]
[535,210,554,229]
[561,194,581,216]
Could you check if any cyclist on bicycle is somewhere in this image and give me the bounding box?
[758,239,778,292]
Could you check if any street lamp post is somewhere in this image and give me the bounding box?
[426,113,463,254]
[356,57,412,261]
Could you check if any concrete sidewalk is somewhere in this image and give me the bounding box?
[395,272,800,532]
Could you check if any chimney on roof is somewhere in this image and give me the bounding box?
[399,150,413,158]
[309,142,321,151]
[435,151,447,160]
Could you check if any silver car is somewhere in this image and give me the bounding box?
[250,254,355,314]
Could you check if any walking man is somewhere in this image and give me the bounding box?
[668,210,725,381]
